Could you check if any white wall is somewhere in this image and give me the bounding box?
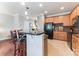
[0,13,25,40]
[19,15,25,29]
[12,14,25,31]
[24,20,33,32]
[0,13,14,40]
[37,15,45,32]
[0,3,25,40]
[0,13,14,31]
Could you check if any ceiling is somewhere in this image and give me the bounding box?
[0,2,78,17]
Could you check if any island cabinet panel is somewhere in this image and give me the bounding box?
[27,34,44,56]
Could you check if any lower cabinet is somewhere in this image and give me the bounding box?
[72,35,79,55]
[53,31,67,41]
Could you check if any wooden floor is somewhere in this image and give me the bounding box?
[48,39,75,56]
[0,39,15,56]
[0,39,75,56]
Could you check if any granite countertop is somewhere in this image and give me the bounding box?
[19,31,44,35]
[26,32,44,35]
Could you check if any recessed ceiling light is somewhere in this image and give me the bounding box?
[39,3,43,7]
[60,6,64,10]
[44,11,48,14]
[21,2,25,5]
[25,11,28,15]
[26,16,29,19]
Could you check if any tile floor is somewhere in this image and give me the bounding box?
[48,39,75,56]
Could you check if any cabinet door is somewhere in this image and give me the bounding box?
[57,32,67,41]
[58,16,64,23]
[72,35,79,55]
[53,15,70,26]
[53,31,58,39]
[76,5,79,16]
[75,37,79,55]
[53,31,67,41]
[72,36,76,49]
[53,16,59,23]
[71,9,76,20]
[70,9,77,25]
[45,17,53,23]
[53,31,56,39]
[63,15,70,26]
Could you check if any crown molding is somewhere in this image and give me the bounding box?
[0,11,71,18]
[46,11,71,17]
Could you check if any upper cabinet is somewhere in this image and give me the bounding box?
[70,9,76,20]
[53,16,64,24]
[45,17,53,23]
[63,15,70,26]
[53,16,59,23]
[70,5,79,26]
[45,15,70,26]
[76,5,79,16]
[70,8,77,25]
[45,4,79,26]
[58,16,64,23]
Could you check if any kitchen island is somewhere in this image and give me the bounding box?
[26,32,44,56]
